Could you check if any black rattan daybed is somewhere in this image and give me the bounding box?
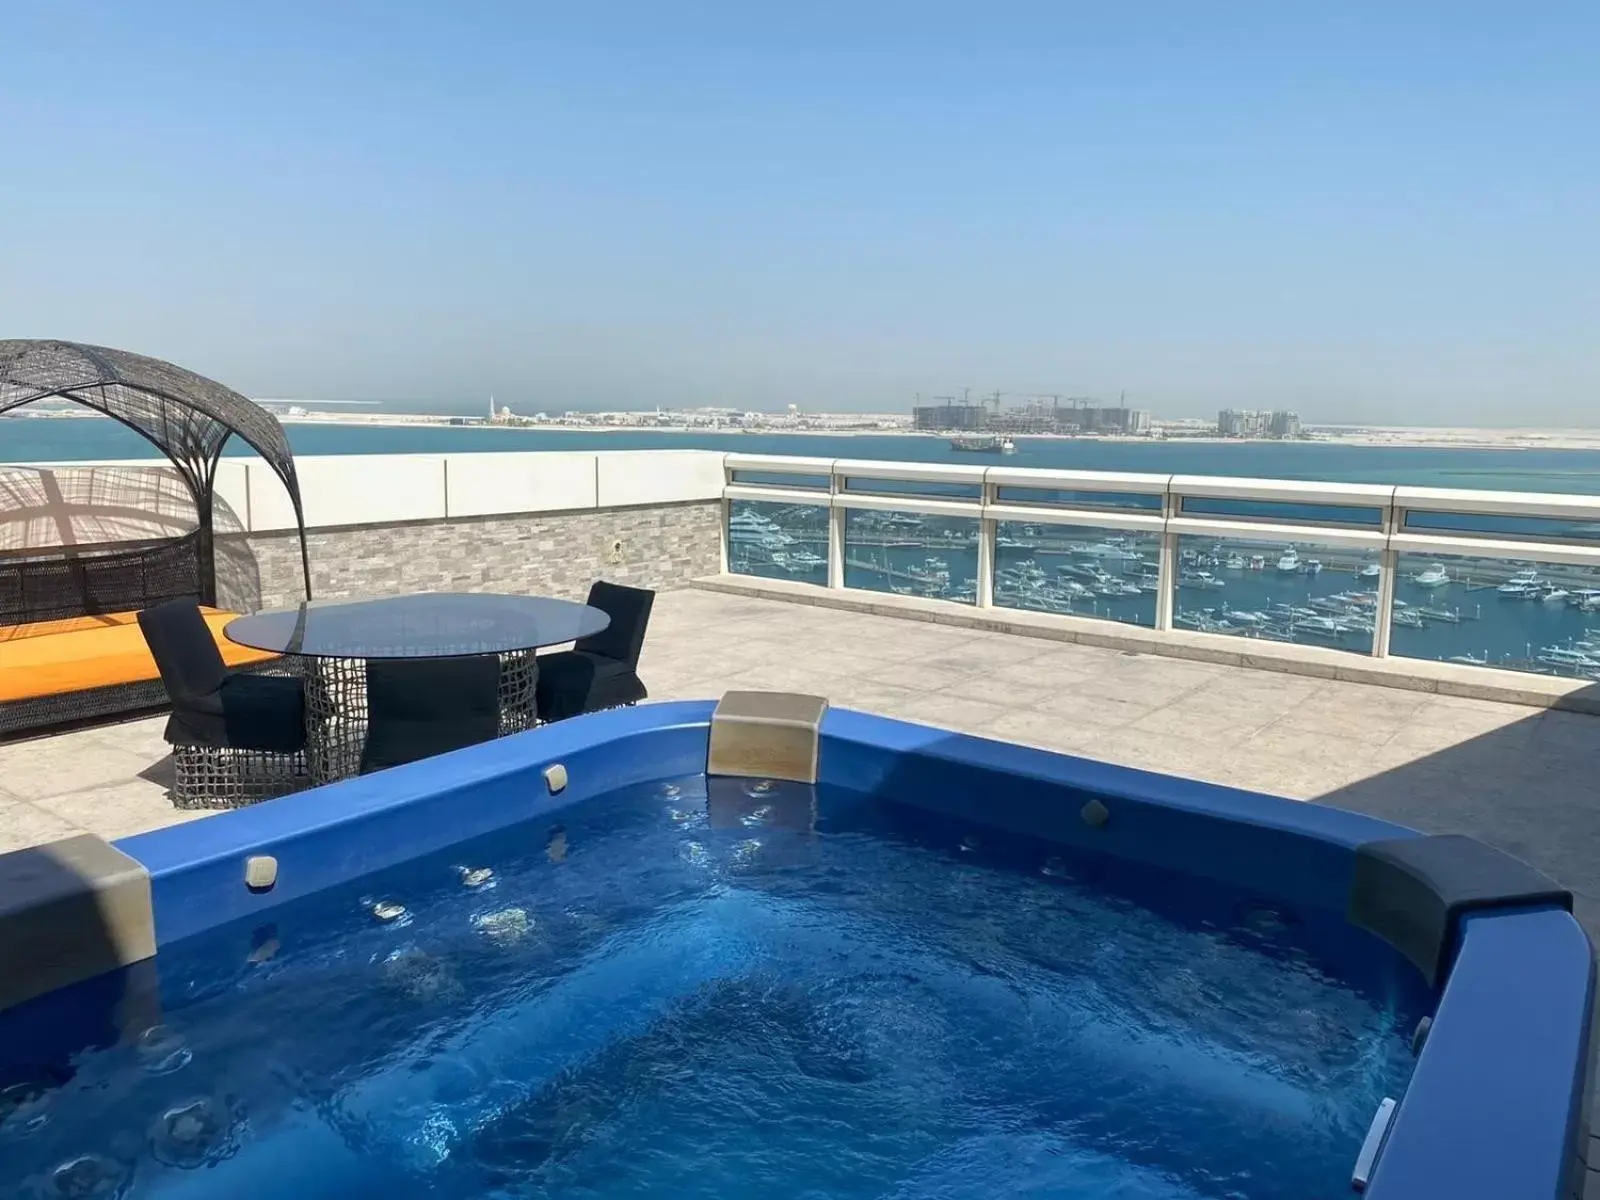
[0,340,312,737]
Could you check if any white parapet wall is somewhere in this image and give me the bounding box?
[1,449,727,544]
[233,448,725,532]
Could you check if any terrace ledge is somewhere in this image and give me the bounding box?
[693,574,1600,714]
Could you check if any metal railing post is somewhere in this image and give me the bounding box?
[1155,484,1177,631]
[1373,498,1400,658]
[977,478,996,607]
[719,495,731,576]
[718,454,732,576]
[827,467,845,590]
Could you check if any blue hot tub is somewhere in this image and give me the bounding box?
[0,699,1591,1198]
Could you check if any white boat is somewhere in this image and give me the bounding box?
[1174,608,1233,632]
[1224,609,1270,627]
[1414,605,1461,624]
[1078,540,1146,562]
[1098,581,1142,598]
[1293,615,1349,638]
[1542,588,1570,604]
[948,434,1016,453]
[1057,563,1101,582]
[1358,562,1382,579]
[1412,563,1451,588]
[1304,559,1323,575]
[1224,554,1246,570]
[1276,549,1301,573]
[1498,569,1541,595]
[1178,570,1226,591]
[728,509,793,550]
[1539,647,1600,670]
[1448,653,1489,666]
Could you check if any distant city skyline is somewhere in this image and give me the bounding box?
[249,394,1586,431]
[2,3,1594,424]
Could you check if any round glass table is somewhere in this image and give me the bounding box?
[226,593,610,783]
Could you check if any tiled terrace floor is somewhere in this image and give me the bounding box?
[4,587,1600,938]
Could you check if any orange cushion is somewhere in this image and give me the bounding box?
[0,612,143,643]
[0,609,279,702]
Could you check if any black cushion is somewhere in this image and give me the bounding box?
[360,655,502,774]
[575,581,655,667]
[141,598,306,753]
[536,649,647,722]
[138,597,229,702]
[163,672,306,753]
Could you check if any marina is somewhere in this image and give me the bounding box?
[729,497,1600,681]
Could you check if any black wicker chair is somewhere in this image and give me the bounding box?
[360,656,503,774]
[536,582,654,722]
[137,599,308,808]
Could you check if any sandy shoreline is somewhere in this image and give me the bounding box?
[275,415,1600,452]
[276,413,1600,451]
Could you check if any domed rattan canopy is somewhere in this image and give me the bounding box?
[0,339,311,602]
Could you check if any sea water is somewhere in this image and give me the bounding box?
[0,775,1420,1199]
[7,413,1600,492]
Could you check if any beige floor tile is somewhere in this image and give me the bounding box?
[33,782,204,843]
[1036,689,1157,729]
[0,799,85,852]
[879,694,1010,733]
[818,681,924,716]
[1228,755,1368,802]
[1240,722,1382,771]
[860,661,978,692]
[646,676,739,702]
[1272,704,1413,745]
[76,715,170,756]
[929,673,1064,709]
[715,662,858,695]
[1124,702,1278,744]
[978,709,1104,755]
[910,634,1060,673]
[1068,663,1216,708]
[992,647,1123,686]
[0,737,161,801]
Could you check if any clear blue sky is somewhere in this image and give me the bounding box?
[2,2,1595,422]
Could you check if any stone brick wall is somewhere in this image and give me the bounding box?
[216,500,721,611]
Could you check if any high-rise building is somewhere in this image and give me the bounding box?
[912,403,987,431]
[1218,409,1301,439]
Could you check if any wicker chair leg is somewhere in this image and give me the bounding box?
[171,745,310,810]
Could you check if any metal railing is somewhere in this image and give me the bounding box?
[721,453,1600,680]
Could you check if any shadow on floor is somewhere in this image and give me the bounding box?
[136,754,176,791]
[1314,697,1600,939]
